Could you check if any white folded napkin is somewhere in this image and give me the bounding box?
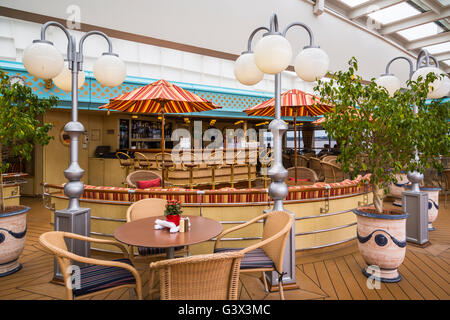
[154,219,179,233]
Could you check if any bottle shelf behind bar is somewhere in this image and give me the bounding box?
[119,118,173,150]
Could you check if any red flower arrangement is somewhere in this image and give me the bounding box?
[164,199,182,226]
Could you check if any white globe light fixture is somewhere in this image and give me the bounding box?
[234,53,264,86]
[53,62,86,92]
[22,40,64,79]
[411,66,449,99]
[254,34,292,74]
[93,53,126,87]
[294,47,329,82]
[375,74,401,97]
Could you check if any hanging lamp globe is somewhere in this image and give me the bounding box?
[52,62,86,92]
[22,40,64,79]
[294,47,329,82]
[254,34,292,74]
[234,53,264,86]
[375,74,402,97]
[93,53,126,87]
[411,66,449,99]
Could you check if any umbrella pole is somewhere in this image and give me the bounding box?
[161,104,166,188]
[294,109,298,183]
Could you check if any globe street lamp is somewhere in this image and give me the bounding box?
[376,49,449,245]
[234,13,329,292]
[23,21,126,280]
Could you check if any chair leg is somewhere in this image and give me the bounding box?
[279,279,285,300]
[261,272,268,292]
[129,288,135,300]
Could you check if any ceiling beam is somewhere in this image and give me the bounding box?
[348,0,405,20]
[379,8,450,34]
[406,31,450,50]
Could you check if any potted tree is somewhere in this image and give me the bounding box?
[315,58,449,282]
[0,69,57,276]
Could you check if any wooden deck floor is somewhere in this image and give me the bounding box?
[1,196,449,300]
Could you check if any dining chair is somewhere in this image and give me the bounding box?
[39,231,142,300]
[126,198,188,259]
[148,251,243,300]
[321,161,345,183]
[155,152,174,187]
[322,155,337,163]
[214,210,294,300]
[126,170,162,188]
[309,157,323,181]
[286,166,318,184]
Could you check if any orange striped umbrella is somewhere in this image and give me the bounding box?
[243,89,331,117]
[99,79,220,113]
[244,89,332,182]
[100,79,220,187]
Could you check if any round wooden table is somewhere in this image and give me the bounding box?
[114,215,223,259]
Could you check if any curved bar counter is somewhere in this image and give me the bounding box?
[43,174,372,255]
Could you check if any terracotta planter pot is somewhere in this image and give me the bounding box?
[388,173,409,207]
[0,206,29,277]
[420,187,440,231]
[353,206,408,283]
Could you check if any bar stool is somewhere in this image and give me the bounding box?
[259,149,273,189]
[116,152,134,186]
[155,152,173,188]
[134,152,152,170]
[182,152,200,189]
[205,151,223,190]
[246,150,258,189]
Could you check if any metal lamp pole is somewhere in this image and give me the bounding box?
[36,22,117,280]
[242,13,324,291]
[381,49,441,245]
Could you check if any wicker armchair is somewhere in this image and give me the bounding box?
[298,155,309,167]
[149,251,243,300]
[322,155,337,163]
[39,231,142,300]
[126,170,162,188]
[309,157,323,181]
[286,167,318,184]
[214,211,294,300]
[321,161,346,183]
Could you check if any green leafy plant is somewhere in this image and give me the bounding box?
[315,57,449,214]
[0,69,58,211]
[164,199,183,216]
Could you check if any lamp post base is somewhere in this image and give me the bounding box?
[53,208,91,281]
[403,191,429,245]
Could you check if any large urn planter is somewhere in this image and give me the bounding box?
[420,187,440,231]
[353,206,408,283]
[0,206,29,277]
[388,173,409,207]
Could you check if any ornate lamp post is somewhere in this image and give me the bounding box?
[23,21,126,280]
[376,49,449,245]
[234,13,329,291]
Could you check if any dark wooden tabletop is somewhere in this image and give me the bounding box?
[114,215,223,248]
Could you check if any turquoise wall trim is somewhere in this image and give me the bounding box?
[0,59,319,122]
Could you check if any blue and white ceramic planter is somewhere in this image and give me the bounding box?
[420,187,440,231]
[0,206,29,277]
[353,207,408,283]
